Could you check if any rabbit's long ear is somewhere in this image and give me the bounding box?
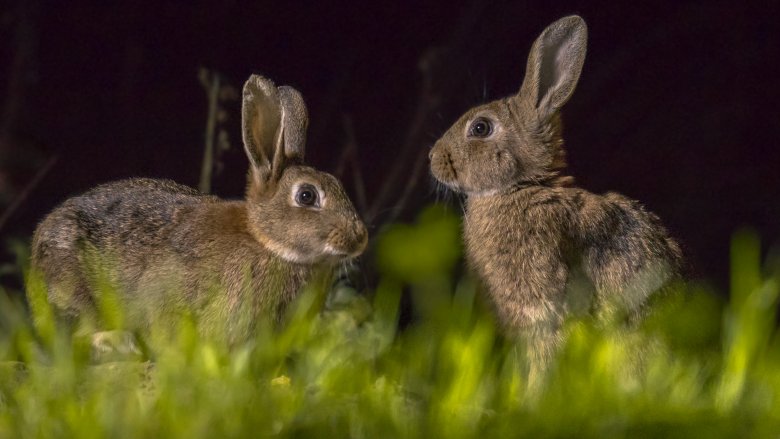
[277,86,308,164]
[242,75,284,187]
[517,15,587,120]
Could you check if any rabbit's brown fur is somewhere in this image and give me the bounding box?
[31,76,367,343]
[429,16,682,358]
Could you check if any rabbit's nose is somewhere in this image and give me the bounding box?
[359,224,368,244]
[326,222,367,259]
[352,222,368,248]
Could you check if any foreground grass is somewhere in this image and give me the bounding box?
[1,207,779,438]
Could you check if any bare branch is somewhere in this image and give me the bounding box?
[366,48,441,223]
[343,116,368,216]
[333,115,368,216]
[198,68,222,194]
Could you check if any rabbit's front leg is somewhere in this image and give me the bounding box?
[500,238,568,362]
[465,200,571,361]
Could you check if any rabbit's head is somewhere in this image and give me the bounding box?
[241,75,367,264]
[430,15,587,195]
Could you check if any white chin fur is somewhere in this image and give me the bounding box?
[267,241,308,263]
[323,243,351,259]
[441,181,502,198]
[467,188,502,198]
[467,182,521,198]
[254,233,310,263]
[439,180,462,193]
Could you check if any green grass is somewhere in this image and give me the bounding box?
[1,206,780,438]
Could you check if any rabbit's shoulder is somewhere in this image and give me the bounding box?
[579,192,654,237]
[578,191,679,258]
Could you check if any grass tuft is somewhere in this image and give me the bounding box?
[1,208,779,437]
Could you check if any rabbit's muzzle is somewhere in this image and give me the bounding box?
[429,145,457,187]
[325,218,368,259]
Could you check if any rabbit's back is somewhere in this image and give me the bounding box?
[31,178,217,315]
[33,178,217,265]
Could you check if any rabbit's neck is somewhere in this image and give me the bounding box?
[467,174,575,199]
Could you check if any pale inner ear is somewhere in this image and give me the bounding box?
[270,108,287,182]
[538,34,574,109]
[245,111,277,186]
[247,112,268,169]
[241,75,284,187]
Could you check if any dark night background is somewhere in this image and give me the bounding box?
[0,0,778,294]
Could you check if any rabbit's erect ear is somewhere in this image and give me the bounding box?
[517,15,587,120]
[242,75,283,186]
[277,86,308,163]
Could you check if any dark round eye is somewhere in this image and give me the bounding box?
[295,185,319,207]
[469,118,493,138]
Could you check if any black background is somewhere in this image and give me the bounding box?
[1,0,778,293]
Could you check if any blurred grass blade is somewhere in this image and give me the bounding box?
[717,229,779,412]
[24,268,55,345]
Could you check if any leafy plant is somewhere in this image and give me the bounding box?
[1,207,779,438]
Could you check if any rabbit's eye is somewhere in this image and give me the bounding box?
[469,118,493,138]
[295,185,319,207]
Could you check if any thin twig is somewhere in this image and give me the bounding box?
[198,68,221,194]
[386,144,429,224]
[366,49,440,223]
[368,0,488,224]
[341,116,368,215]
[0,155,57,233]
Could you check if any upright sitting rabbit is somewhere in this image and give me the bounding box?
[31,75,368,343]
[429,16,682,358]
